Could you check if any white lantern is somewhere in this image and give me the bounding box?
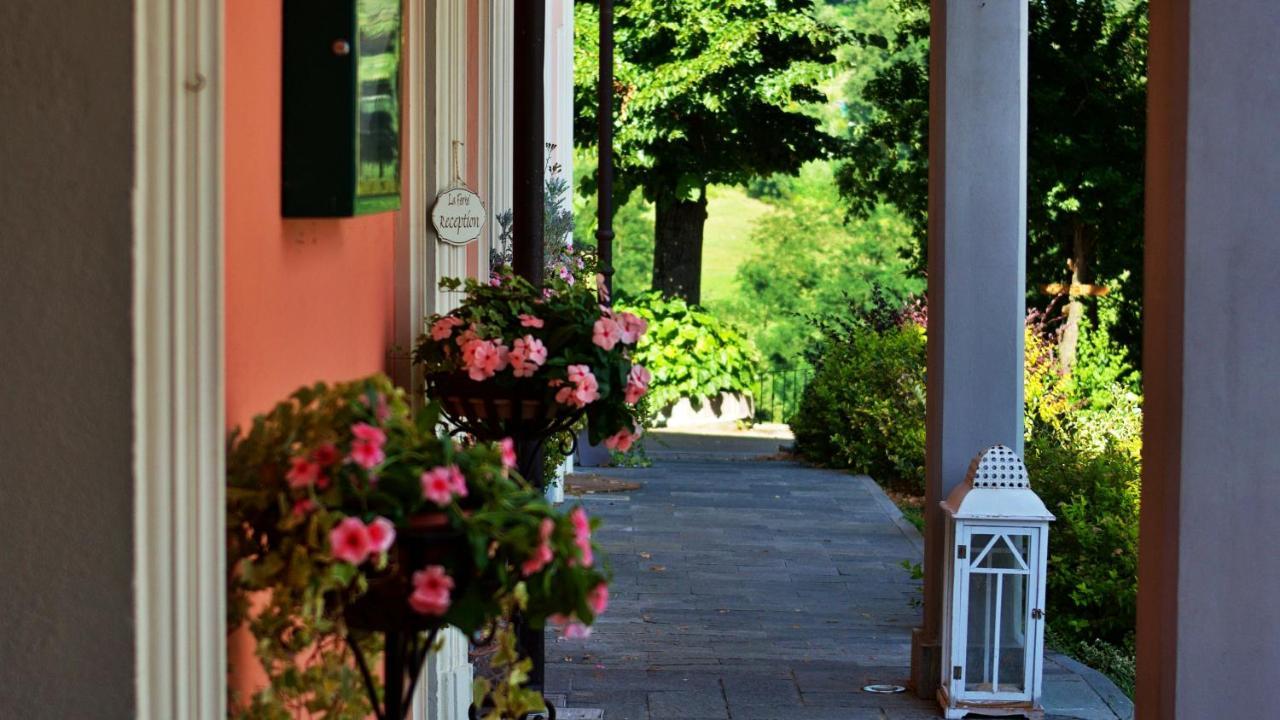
[938,445,1054,719]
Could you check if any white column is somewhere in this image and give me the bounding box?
[913,0,1028,699]
[1139,2,1280,717]
[431,0,473,313]
[489,1,515,260]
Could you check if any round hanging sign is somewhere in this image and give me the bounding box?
[431,186,486,246]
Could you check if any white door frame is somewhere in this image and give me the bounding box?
[133,0,226,717]
[400,2,481,718]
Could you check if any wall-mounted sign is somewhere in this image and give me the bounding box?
[431,187,486,245]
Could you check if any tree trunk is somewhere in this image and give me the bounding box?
[652,187,708,303]
[1057,219,1093,372]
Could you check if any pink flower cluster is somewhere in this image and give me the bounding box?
[549,581,608,640]
[521,518,556,576]
[462,337,510,381]
[430,316,464,341]
[328,516,396,565]
[591,309,649,351]
[286,441,339,490]
[624,365,651,404]
[500,438,518,471]
[605,425,643,453]
[570,507,594,567]
[554,365,600,408]
[421,465,468,506]
[409,565,454,616]
[349,423,387,469]
[509,335,548,378]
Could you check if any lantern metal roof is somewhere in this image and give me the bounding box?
[941,445,1055,522]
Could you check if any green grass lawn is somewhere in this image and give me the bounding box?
[700,185,773,308]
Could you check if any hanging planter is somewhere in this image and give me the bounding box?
[425,370,586,485]
[414,271,651,468]
[226,375,611,720]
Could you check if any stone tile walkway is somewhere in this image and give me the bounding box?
[545,430,1132,720]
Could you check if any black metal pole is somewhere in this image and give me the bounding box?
[513,3,549,698]
[596,0,616,304]
[513,0,546,285]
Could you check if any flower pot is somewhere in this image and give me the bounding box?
[574,427,611,468]
[426,372,583,442]
[343,512,469,634]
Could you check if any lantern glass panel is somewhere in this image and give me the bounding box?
[964,532,1032,695]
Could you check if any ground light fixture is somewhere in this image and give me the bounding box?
[938,446,1054,719]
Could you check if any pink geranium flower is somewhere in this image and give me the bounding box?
[409,566,455,616]
[463,339,510,381]
[349,439,385,469]
[624,365,652,404]
[521,518,556,576]
[351,423,386,445]
[570,507,594,567]
[330,517,373,565]
[555,365,600,408]
[311,443,339,466]
[430,316,464,341]
[455,326,478,348]
[421,465,467,506]
[518,314,545,329]
[286,457,322,489]
[605,426,642,453]
[618,312,649,345]
[499,438,518,470]
[366,517,396,554]
[348,422,388,469]
[292,498,317,517]
[509,336,548,378]
[588,583,609,616]
[592,317,623,351]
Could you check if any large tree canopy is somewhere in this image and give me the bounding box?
[837,0,1148,359]
[575,0,845,303]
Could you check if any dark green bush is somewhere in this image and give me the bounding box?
[791,319,926,494]
[1027,404,1141,650]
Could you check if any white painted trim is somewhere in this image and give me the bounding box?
[395,0,432,397]
[133,0,225,717]
[489,0,515,266]
[431,0,473,313]
[402,4,476,718]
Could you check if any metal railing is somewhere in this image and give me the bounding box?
[752,368,812,424]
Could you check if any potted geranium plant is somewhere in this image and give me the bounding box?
[413,271,650,472]
[227,375,609,720]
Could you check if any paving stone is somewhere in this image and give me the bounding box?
[544,441,1127,720]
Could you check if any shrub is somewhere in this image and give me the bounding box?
[794,296,1142,689]
[617,292,761,416]
[1025,419,1140,648]
[791,316,926,493]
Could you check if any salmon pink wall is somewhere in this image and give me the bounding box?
[224,0,398,429]
[224,0,398,703]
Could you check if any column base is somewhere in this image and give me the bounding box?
[911,627,941,701]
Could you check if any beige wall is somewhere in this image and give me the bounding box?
[0,0,136,716]
[1140,1,1280,717]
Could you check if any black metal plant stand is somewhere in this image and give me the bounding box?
[427,372,581,719]
[346,627,441,720]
